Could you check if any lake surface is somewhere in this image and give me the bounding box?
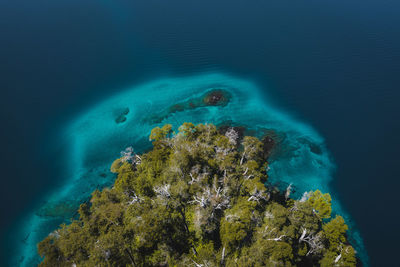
[1,0,400,266]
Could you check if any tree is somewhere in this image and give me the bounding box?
[307,190,332,219]
[149,124,173,142]
[38,123,358,266]
[322,215,348,249]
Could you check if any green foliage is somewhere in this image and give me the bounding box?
[322,215,348,249]
[149,124,173,141]
[178,122,196,137]
[319,245,356,267]
[38,123,357,266]
[220,198,257,251]
[318,216,356,266]
[110,158,123,173]
[307,190,332,219]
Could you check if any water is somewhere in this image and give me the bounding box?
[1,0,400,266]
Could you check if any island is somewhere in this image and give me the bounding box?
[38,123,357,266]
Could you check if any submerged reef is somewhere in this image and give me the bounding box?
[146,89,231,123]
[203,89,230,106]
[9,73,368,266]
[115,107,130,124]
[38,123,358,266]
[36,200,81,218]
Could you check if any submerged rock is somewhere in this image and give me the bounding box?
[145,89,231,123]
[115,107,130,124]
[298,137,323,155]
[203,89,230,106]
[262,135,275,158]
[36,201,79,219]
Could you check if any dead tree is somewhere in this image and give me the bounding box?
[298,228,324,256]
[154,184,171,198]
[126,191,143,205]
[285,184,292,200]
[247,188,269,203]
[121,146,141,166]
[263,226,286,241]
[225,127,239,145]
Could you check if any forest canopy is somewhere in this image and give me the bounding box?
[38,123,357,266]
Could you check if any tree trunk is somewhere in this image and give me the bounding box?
[125,248,136,267]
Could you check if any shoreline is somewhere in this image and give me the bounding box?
[6,73,368,266]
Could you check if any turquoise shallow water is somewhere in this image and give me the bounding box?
[10,73,368,266]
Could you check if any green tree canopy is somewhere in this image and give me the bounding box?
[38,123,357,266]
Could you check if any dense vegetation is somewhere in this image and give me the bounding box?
[38,123,357,266]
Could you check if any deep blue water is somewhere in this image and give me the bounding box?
[1,0,400,266]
